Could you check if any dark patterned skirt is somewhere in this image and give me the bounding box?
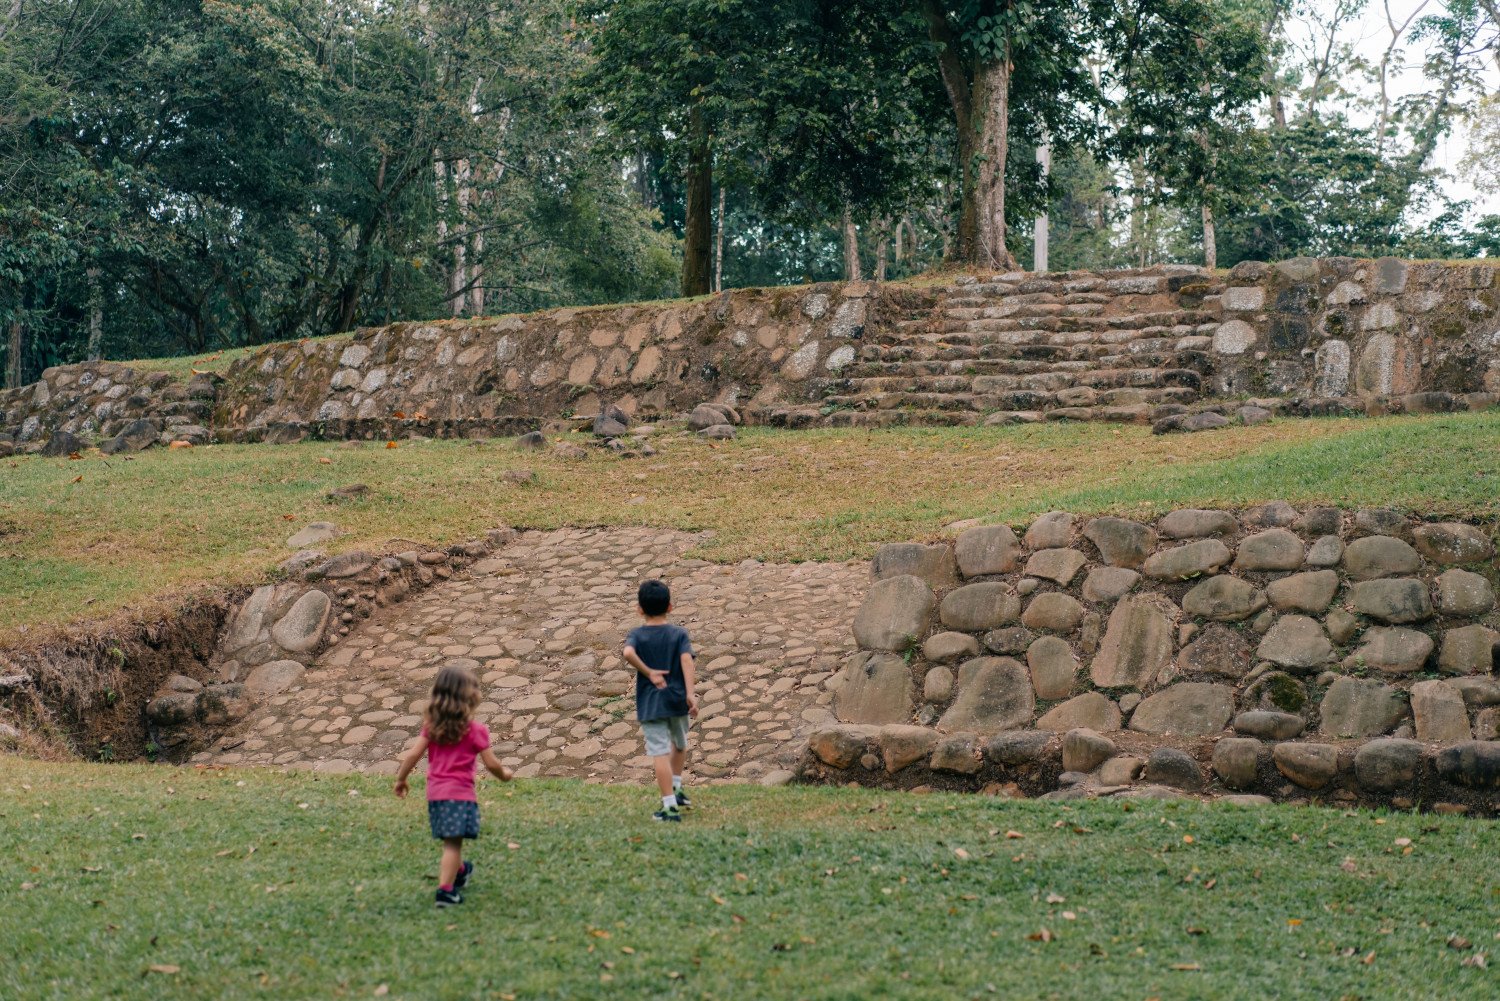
[428,799,481,839]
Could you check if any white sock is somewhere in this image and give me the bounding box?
[672,775,683,791]
[662,794,678,810]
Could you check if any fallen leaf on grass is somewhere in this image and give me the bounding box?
[317,457,332,465]
[168,441,192,450]
[1448,935,1473,950]
[711,894,727,905]
[1461,953,1488,969]
[80,866,102,873]
[1005,830,1023,839]
[507,842,520,850]
[373,985,389,997]
[1045,893,1065,904]
[1026,928,1055,943]
[385,441,399,449]
[953,848,971,861]
[71,475,83,483]
[1170,963,1201,972]
[147,965,180,975]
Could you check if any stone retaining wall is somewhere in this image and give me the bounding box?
[1213,257,1500,400]
[804,505,1500,814]
[141,526,517,757]
[3,258,1499,451]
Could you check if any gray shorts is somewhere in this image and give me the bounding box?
[640,716,690,757]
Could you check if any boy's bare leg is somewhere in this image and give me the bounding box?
[440,837,463,887]
[669,744,686,782]
[653,754,675,798]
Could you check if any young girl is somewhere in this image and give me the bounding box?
[394,663,513,908]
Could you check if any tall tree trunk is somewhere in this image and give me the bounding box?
[922,2,1016,269]
[4,319,21,388]
[1033,139,1051,273]
[469,232,485,316]
[86,266,104,361]
[1201,203,1217,271]
[681,104,713,297]
[892,217,905,263]
[1129,157,1147,268]
[842,206,862,282]
[713,186,726,293]
[874,217,889,282]
[450,158,471,316]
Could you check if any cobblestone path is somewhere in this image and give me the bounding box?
[195,528,864,784]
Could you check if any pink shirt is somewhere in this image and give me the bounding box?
[422,721,490,802]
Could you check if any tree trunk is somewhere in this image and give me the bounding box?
[4,318,21,388]
[1129,157,1147,268]
[86,266,104,361]
[681,105,713,297]
[450,158,471,316]
[1033,140,1051,273]
[713,186,726,293]
[963,57,1014,269]
[842,206,862,282]
[874,217,888,282]
[1201,203,1217,271]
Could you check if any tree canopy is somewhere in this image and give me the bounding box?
[2,0,1496,385]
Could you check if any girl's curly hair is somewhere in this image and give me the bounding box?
[425,663,480,746]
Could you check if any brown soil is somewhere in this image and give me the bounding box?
[1,594,235,760]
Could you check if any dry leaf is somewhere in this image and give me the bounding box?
[317,457,332,465]
[1448,935,1473,950]
[168,441,192,450]
[1362,951,1377,965]
[374,986,389,997]
[385,441,399,449]
[1062,911,1077,921]
[1395,837,1412,847]
[953,848,971,861]
[1005,830,1024,839]
[147,965,180,975]
[68,451,82,460]
[1026,928,1055,943]
[392,411,406,419]
[71,475,83,483]
[1170,963,1201,972]
[507,842,521,850]
[1046,893,1065,904]
[1287,919,1303,927]
[1461,953,1487,969]
[81,866,102,873]
[1182,835,1194,844]
[711,895,727,905]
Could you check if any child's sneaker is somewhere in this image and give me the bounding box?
[454,861,473,890]
[652,805,683,823]
[674,789,692,810]
[435,887,464,908]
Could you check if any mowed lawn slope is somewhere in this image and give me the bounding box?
[2,760,1496,1000]
[2,413,1498,640]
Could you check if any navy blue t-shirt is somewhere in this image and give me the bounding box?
[627,623,694,722]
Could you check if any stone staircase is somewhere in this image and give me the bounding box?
[760,267,1228,428]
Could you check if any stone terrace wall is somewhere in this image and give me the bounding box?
[1214,257,1500,400]
[3,258,1499,452]
[805,505,1500,814]
[210,283,934,441]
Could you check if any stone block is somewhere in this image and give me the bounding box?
[853,575,936,651]
[1129,683,1234,737]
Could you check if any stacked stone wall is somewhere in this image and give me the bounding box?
[806,505,1500,814]
[4,258,1500,451]
[1213,257,1500,402]
[141,527,517,757]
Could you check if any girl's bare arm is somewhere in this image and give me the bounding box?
[479,747,515,782]
[393,734,429,797]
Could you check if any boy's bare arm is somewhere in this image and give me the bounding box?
[393,734,429,797]
[681,651,698,717]
[478,747,515,782]
[623,643,667,688]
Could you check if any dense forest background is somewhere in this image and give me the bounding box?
[2,0,1498,384]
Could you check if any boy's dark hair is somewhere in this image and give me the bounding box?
[638,579,671,616]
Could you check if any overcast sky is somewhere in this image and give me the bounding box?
[1324,0,1499,216]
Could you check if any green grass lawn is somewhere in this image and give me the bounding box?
[1,759,1496,1000]
[2,412,1499,641]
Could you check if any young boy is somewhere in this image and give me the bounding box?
[622,579,698,822]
